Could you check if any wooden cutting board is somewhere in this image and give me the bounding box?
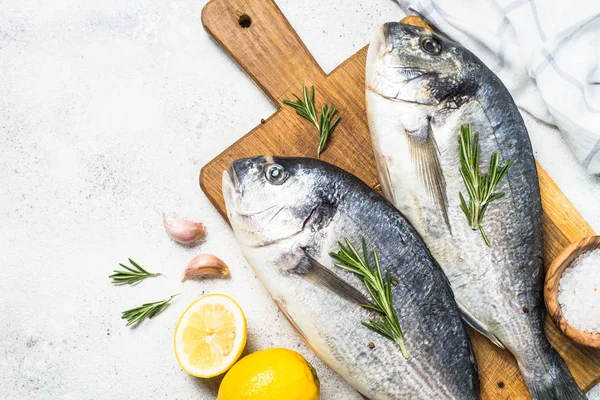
[199,0,600,398]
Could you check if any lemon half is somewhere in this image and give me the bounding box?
[174,294,247,378]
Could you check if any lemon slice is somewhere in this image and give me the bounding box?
[174,294,247,378]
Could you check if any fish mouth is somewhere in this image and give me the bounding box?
[366,24,391,86]
[366,67,430,90]
[222,163,240,211]
[227,163,239,188]
[366,72,437,104]
[235,204,285,233]
[222,170,236,207]
[222,167,285,234]
[367,23,434,101]
[395,68,428,81]
[376,23,392,51]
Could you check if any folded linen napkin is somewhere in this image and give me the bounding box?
[396,0,600,174]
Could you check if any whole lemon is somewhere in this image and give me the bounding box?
[217,348,320,400]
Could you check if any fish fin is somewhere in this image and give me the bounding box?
[375,155,395,202]
[457,302,505,349]
[272,298,318,353]
[520,347,585,400]
[405,120,451,232]
[294,254,374,308]
[272,298,309,343]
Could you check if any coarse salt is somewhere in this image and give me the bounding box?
[558,248,600,334]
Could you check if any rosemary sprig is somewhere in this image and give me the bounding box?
[458,124,513,247]
[330,237,408,358]
[109,259,162,286]
[121,294,179,327]
[283,85,341,157]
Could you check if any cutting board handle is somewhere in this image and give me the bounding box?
[202,0,325,104]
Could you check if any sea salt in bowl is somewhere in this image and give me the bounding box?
[545,235,600,348]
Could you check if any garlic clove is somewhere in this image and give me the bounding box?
[163,214,206,245]
[182,254,230,282]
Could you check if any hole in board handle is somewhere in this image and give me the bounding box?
[238,14,251,28]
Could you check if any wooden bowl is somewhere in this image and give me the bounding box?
[545,235,600,348]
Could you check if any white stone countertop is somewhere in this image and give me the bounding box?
[1,0,598,399]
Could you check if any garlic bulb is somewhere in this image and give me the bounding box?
[182,254,230,281]
[163,214,206,245]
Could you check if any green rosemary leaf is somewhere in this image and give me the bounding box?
[330,237,408,358]
[361,303,384,313]
[480,227,491,247]
[128,258,150,274]
[283,85,341,158]
[121,294,179,327]
[488,192,506,203]
[109,259,162,286]
[458,124,513,247]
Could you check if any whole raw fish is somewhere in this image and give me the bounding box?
[223,156,478,399]
[366,22,584,399]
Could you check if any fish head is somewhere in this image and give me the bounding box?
[222,156,336,248]
[366,22,474,105]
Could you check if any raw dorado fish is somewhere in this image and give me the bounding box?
[223,156,478,399]
[365,22,584,399]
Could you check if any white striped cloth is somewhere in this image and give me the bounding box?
[396,0,600,174]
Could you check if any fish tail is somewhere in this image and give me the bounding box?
[519,348,585,400]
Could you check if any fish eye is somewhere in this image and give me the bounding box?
[265,164,287,185]
[421,37,441,55]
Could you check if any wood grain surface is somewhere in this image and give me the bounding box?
[199,0,600,397]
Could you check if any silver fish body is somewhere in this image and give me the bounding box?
[223,156,478,399]
[366,22,584,399]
